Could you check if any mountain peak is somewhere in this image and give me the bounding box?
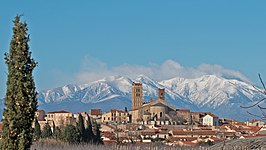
[135,74,155,83]
[33,74,265,121]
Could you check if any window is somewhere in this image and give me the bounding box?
[160,112,163,118]
[104,117,106,120]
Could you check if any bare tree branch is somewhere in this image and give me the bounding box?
[240,98,266,109]
[258,106,266,117]
[258,74,266,94]
[252,85,265,95]
[246,111,266,120]
[258,105,266,110]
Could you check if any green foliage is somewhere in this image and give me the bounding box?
[77,114,86,142]
[0,139,3,149]
[93,122,103,145]
[42,123,52,138]
[53,127,62,140]
[34,118,41,140]
[62,125,81,144]
[197,140,214,146]
[85,115,94,143]
[2,15,37,150]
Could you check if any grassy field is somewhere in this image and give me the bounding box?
[30,139,204,150]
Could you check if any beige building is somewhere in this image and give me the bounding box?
[246,119,265,127]
[102,109,129,124]
[90,109,102,123]
[130,83,177,125]
[45,110,75,127]
[176,109,192,124]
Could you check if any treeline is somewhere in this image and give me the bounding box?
[33,114,103,145]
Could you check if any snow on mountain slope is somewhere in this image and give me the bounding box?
[37,75,197,112]
[160,75,265,120]
[160,75,263,109]
[38,84,82,103]
[34,75,266,121]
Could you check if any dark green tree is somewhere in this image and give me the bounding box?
[85,115,94,143]
[93,122,103,144]
[63,125,80,144]
[53,127,62,140]
[77,114,86,142]
[41,123,52,138]
[33,117,41,140]
[2,15,38,150]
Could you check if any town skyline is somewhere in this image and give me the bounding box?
[1,1,266,98]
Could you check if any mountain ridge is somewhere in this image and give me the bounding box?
[0,75,265,121]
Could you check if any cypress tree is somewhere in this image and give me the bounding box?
[85,115,94,143]
[53,127,62,140]
[41,123,52,138]
[2,15,37,150]
[93,122,103,144]
[77,113,86,142]
[33,117,41,140]
[63,125,80,144]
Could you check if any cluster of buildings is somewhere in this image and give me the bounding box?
[0,82,266,146]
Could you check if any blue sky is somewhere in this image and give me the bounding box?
[0,1,266,98]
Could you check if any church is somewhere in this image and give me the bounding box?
[130,82,178,125]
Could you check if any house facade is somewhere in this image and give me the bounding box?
[45,110,75,127]
[202,114,219,126]
[102,109,129,124]
[90,109,102,123]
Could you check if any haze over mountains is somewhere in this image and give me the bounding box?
[0,75,265,121]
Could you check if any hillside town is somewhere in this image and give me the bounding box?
[1,82,266,147]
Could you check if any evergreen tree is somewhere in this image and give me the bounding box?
[33,117,41,140]
[85,115,94,143]
[53,127,62,140]
[93,122,103,144]
[2,15,38,150]
[42,123,52,138]
[77,114,86,142]
[125,107,128,113]
[63,125,80,144]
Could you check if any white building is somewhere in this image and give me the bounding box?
[202,114,219,126]
[246,119,265,127]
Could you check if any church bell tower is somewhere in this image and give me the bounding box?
[158,88,165,100]
[132,82,142,110]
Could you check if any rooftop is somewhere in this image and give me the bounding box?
[47,110,71,114]
[90,109,102,115]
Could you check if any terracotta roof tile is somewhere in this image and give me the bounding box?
[172,130,216,136]
[110,109,126,113]
[90,109,102,115]
[36,109,45,112]
[176,109,191,113]
[47,110,71,114]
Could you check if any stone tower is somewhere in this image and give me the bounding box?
[158,88,165,100]
[132,82,142,110]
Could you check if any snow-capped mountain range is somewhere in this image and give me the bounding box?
[1,75,265,121]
